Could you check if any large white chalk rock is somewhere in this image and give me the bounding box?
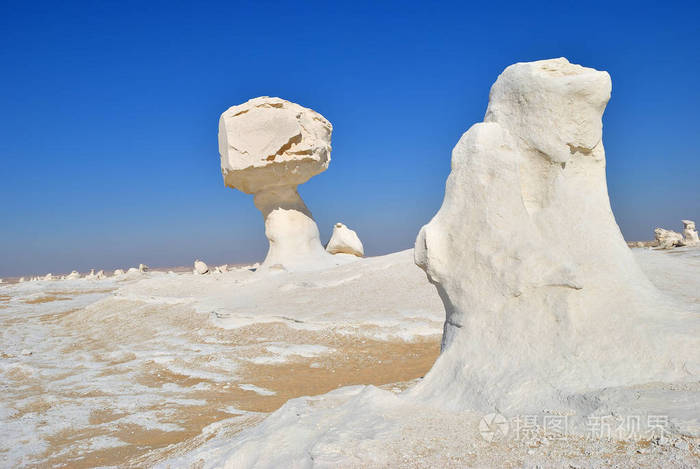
[682,220,699,245]
[412,58,699,416]
[654,227,684,249]
[326,222,364,257]
[219,97,343,272]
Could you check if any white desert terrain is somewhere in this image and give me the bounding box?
[1,58,698,468]
[0,247,697,467]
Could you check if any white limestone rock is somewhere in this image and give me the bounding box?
[18,277,25,283]
[654,227,684,249]
[326,223,364,257]
[127,267,139,274]
[215,264,229,273]
[139,264,149,273]
[682,220,699,245]
[43,273,53,281]
[65,271,80,280]
[95,270,105,280]
[412,58,699,416]
[193,260,209,275]
[218,97,340,271]
[113,269,125,277]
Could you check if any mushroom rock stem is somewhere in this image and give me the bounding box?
[253,185,326,268]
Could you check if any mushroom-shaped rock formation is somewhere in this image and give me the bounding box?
[654,227,684,249]
[193,260,209,275]
[682,220,699,245]
[326,223,364,257]
[218,97,340,271]
[411,58,699,416]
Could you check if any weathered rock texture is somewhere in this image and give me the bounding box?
[219,97,337,271]
[655,227,685,249]
[682,220,699,245]
[326,223,364,257]
[412,58,698,415]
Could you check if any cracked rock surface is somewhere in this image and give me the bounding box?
[218,96,332,194]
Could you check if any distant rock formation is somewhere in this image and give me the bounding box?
[652,220,698,249]
[113,269,125,277]
[215,264,228,273]
[412,58,698,415]
[218,97,338,271]
[139,264,149,273]
[682,220,699,245]
[66,271,80,280]
[654,227,685,249]
[326,223,364,257]
[194,260,209,275]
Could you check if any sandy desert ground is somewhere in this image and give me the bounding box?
[1,246,698,468]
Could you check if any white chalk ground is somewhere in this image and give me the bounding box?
[0,250,443,467]
[1,247,698,467]
[158,246,700,469]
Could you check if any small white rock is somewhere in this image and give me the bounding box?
[194,260,209,275]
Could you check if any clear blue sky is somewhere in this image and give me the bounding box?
[1,0,698,277]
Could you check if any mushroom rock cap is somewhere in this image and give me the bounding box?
[218,97,333,194]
